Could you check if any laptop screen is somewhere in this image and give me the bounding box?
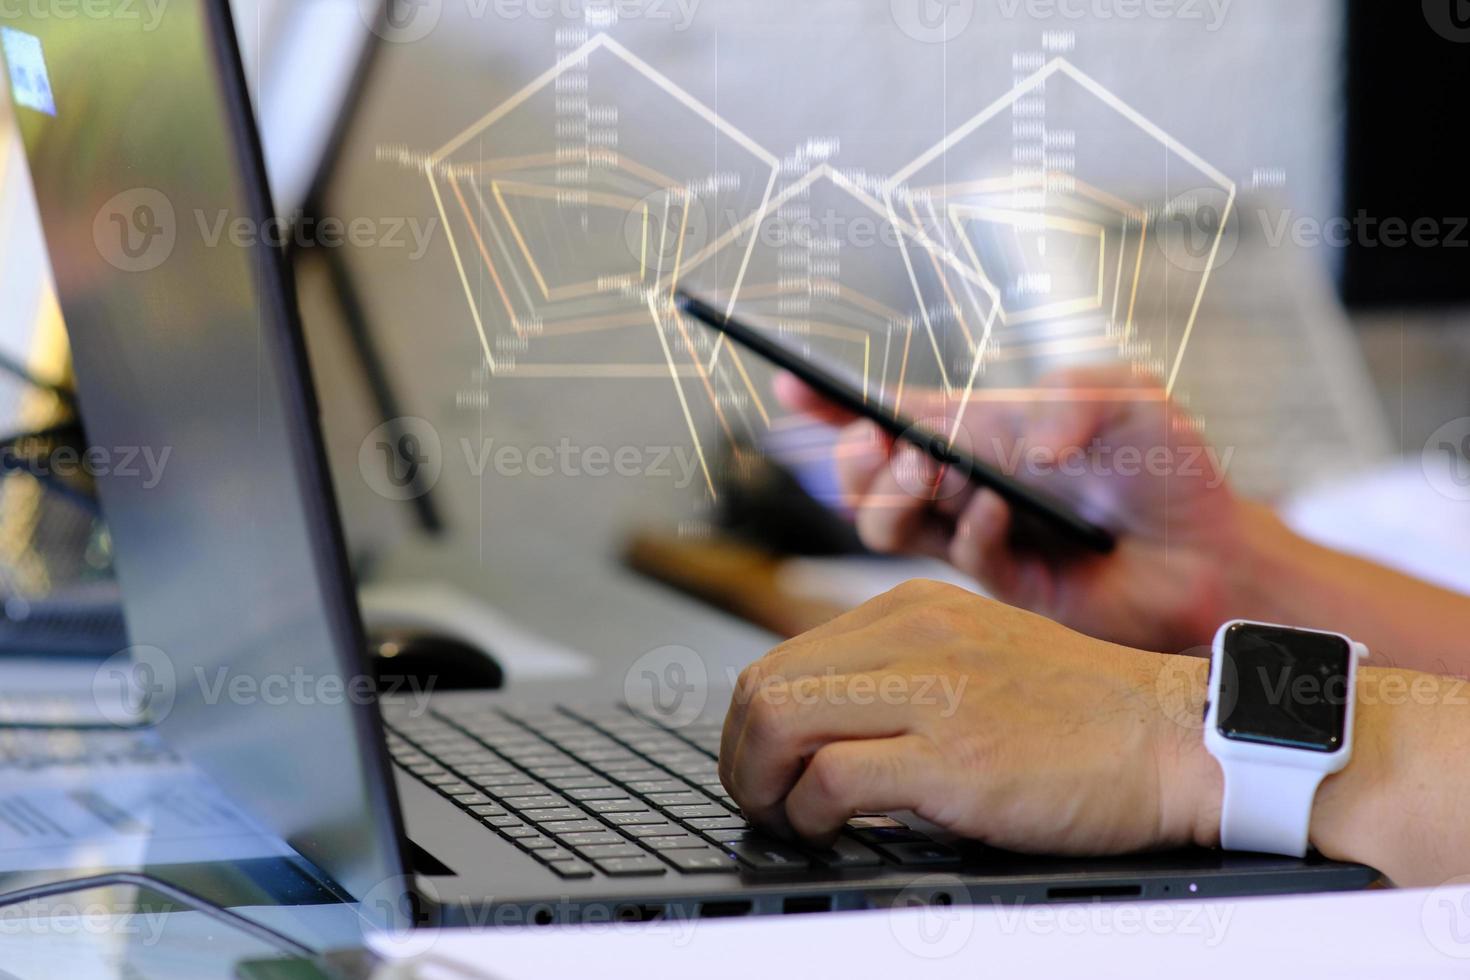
[1,1,407,907]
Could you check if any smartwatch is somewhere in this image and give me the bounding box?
[1203,620,1368,857]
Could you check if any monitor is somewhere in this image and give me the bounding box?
[1,0,408,908]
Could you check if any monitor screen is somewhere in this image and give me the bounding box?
[1,0,407,910]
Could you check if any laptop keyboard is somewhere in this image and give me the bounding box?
[381,703,958,880]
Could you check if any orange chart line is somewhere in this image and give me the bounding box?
[670,310,737,446]
[449,175,523,339]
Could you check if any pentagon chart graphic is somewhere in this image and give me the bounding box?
[390,36,1236,499]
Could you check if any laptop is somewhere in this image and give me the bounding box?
[1,0,1377,933]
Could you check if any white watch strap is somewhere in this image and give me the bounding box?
[1219,760,1325,857]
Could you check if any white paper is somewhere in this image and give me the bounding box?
[0,762,295,873]
[370,884,1470,979]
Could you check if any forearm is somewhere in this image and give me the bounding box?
[1228,502,1470,676]
[1164,660,1470,887]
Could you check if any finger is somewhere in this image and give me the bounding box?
[853,445,951,557]
[722,629,913,793]
[783,735,945,844]
[1023,365,1161,457]
[949,489,1021,595]
[724,576,969,752]
[723,675,920,836]
[950,490,1061,610]
[773,372,860,427]
[721,576,988,766]
[833,420,891,507]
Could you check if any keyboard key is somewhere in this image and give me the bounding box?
[700,827,756,844]
[447,792,493,807]
[847,816,906,830]
[547,777,608,790]
[576,843,646,860]
[623,822,680,838]
[521,808,586,824]
[640,835,707,850]
[468,804,508,818]
[684,816,747,832]
[500,795,564,811]
[724,840,812,872]
[530,846,575,863]
[665,804,728,819]
[626,781,687,794]
[539,820,603,835]
[485,815,526,828]
[566,787,625,802]
[585,799,643,814]
[472,773,535,788]
[576,750,636,763]
[645,793,703,807]
[592,857,666,877]
[500,825,541,840]
[609,767,670,782]
[875,842,960,866]
[513,833,555,851]
[473,778,535,794]
[454,764,515,777]
[811,838,883,868]
[663,849,740,873]
[851,827,928,845]
[434,780,474,795]
[548,859,595,879]
[604,811,665,827]
[529,765,592,779]
[558,831,623,847]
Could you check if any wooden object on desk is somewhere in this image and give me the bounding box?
[623,529,846,640]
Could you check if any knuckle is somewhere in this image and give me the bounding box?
[947,535,985,580]
[889,578,945,602]
[805,745,858,803]
[744,690,793,746]
[734,662,764,698]
[855,508,901,553]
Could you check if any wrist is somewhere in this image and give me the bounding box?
[1308,666,1427,880]
[1154,656,1422,876]
[1158,501,1303,653]
[1147,653,1223,849]
[1223,502,1316,624]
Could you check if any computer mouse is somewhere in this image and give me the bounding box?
[367,630,504,692]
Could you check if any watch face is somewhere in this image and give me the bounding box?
[1217,623,1351,752]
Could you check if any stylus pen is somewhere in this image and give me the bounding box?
[675,291,1117,555]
